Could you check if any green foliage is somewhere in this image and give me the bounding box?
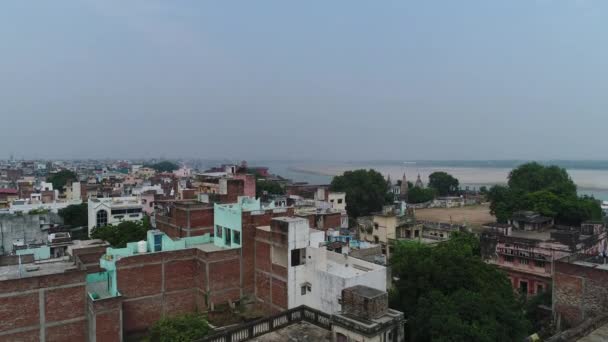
[330,169,392,218]
[487,163,602,225]
[149,313,210,342]
[508,162,576,197]
[479,186,488,194]
[47,169,77,191]
[390,233,530,341]
[28,208,50,215]
[407,186,436,204]
[256,180,284,197]
[525,290,552,333]
[58,203,88,227]
[428,171,459,196]
[146,161,179,173]
[90,217,150,247]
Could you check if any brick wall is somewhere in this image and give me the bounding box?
[220,179,245,204]
[0,269,88,341]
[254,214,291,312]
[116,246,242,335]
[322,212,342,230]
[156,205,214,238]
[341,287,388,320]
[554,259,608,328]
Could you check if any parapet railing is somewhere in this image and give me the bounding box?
[198,305,332,342]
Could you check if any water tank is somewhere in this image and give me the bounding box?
[137,240,147,254]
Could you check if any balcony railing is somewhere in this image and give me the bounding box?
[198,306,331,342]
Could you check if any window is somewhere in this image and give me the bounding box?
[504,255,514,263]
[535,260,545,268]
[216,225,222,238]
[374,223,379,230]
[224,228,231,246]
[337,199,343,204]
[415,230,420,238]
[291,248,306,267]
[96,210,108,227]
[519,281,528,294]
[374,236,379,243]
[300,283,312,295]
[330,200,334,203]
[233,231,241,245]
[520,258,529,265]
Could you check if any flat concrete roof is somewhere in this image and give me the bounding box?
[194,243,233,253]
[250,322,330,342]
[346,285,385,298]
[0,257,78,281]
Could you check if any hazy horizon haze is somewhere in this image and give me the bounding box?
[1,1,607,160]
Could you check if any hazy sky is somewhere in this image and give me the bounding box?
[1,1,607,161]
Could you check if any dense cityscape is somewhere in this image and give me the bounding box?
[3,1,608,341]
[0,158,606,341]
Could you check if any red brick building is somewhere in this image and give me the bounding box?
[155,201,215,238]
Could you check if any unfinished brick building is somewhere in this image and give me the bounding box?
[553,253,608,330]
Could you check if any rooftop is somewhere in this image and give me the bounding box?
[250,322,330,342]
[567,255,608,271]
[0,257,77,281]
[325,251,383,278]
[346,285,385,299]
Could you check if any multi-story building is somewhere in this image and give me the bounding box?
[359,203,417,258]
[481,217,606,296]
[87,197,144,236]
[0,192,395,341]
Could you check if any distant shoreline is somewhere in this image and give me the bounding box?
[285,163,608,198]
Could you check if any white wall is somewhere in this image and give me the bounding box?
[328,192,346,211]
[88,198,143,236]
[10,199,82,214]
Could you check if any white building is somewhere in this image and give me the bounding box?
[328,192,346,211]
[38,181,53,192]
[88,197,144,236]
[266,217,387,315]
[9,199,82,214]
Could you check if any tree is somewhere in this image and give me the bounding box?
[508,162,576,197]
[58,203,89,240]
[90,218,150,247]
[146,161,179,173]
[256,180,284,198]
[479,186,488,194]
[390,233,530,341]
[59,203,88,227]
[149,313,210,342]
[330,169,392,218]
[407,187,436,204]
[428,172,459,196]
[47,169,77,191]
[488,163,602,225]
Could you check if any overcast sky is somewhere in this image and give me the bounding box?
[1,1,607,161]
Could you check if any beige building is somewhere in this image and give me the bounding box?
[360,204,422,260]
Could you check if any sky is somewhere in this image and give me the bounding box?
[1,0,607,161]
